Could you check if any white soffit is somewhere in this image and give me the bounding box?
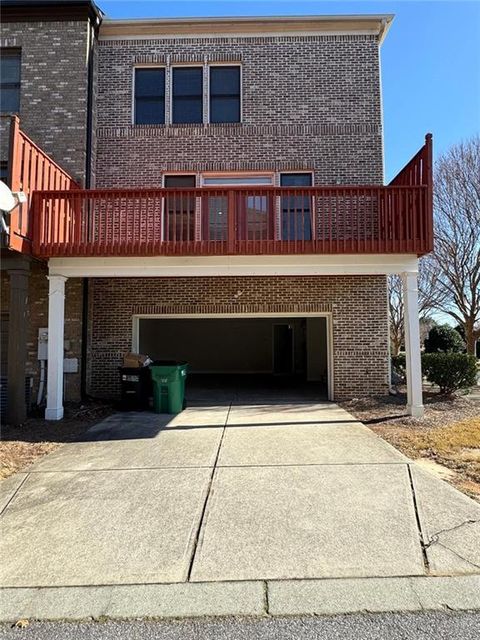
[99,14,394,43]
[49,254,418,278]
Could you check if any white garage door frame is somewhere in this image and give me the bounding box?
[132,312,334,401]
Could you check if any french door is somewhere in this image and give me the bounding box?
[164,175,196,241]
[202,175,275,241]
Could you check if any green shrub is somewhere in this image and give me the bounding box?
[424,324,465,353]
[422,353,477,395]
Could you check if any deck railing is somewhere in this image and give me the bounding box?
[32,183,432,257]
[5,116,79,253]
[11,132,432,258]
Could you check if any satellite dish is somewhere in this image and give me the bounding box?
[0,180,16,212]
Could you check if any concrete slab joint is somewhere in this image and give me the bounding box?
[410,466,480,574]
[1,400,480,622]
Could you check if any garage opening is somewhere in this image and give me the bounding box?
[136,316,330,400]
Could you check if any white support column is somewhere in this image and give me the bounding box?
[402,271,424,418]
[45,275,67,421]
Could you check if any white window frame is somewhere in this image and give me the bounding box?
[207,62,242,125]
[170,63,205,126]
[133,62,242,125]
[199,172,274,187]
[132,64,167,126]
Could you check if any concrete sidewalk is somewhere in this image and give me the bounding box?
[1,397,479,621]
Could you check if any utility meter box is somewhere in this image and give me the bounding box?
[37,328,48,360]
[63,358,79,373]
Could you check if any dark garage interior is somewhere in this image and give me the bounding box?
[138,316,329,399]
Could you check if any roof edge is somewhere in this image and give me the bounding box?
[0,1,103,25]
[99,14,394,43]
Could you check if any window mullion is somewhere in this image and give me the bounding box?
[203,60,209,125]
[165,62,171,125]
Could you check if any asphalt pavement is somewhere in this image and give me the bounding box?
[1,612,480,640]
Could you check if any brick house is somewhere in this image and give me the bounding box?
[1,2,432,422]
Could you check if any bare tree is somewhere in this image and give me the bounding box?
[388,274,404,356]
[388,255,443,355]
[433,136,480,355]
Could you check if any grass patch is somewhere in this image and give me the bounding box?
[372,417,480,499]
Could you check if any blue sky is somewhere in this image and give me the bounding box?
[99,0,480,181]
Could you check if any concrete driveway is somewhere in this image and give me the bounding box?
[1,394,479,619]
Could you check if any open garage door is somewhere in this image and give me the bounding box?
[136,316,330,399]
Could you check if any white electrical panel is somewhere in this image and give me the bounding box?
[37,328,48,360]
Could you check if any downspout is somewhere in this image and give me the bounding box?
[81,16,98,400]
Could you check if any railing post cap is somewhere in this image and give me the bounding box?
[425,133,433,141]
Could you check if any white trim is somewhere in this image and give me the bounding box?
[327,313,334,398]
[100,30,385,42]
[132,64,166,126]
[48,254,419,279]
[132,311,334,401]
[402,271,424,417]
[170,63,204,125]
[200,173,274,186]
[378,31,386,182]
[101,14,394,25]
[45,275,67,421]
[99,13,394,42]
[208,62,242,125]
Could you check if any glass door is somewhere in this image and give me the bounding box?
[280,173,313,240]
[201,175,274,241]
[164,175,196,241]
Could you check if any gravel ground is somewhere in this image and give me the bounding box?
[2,612,480,640]
[340,389,479,428]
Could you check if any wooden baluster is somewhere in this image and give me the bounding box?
[228,189,235,254]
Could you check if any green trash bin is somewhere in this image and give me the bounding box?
[150,361,188,414]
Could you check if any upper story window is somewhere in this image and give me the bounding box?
[134,67,165,125]
[209,66,241,123]
[0,49,21,113]
[172,67,203,124]
[133,63,242,125]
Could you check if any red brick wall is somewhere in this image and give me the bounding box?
[87,275,389,400]
[96,34,383,187]
[0,20,93,184]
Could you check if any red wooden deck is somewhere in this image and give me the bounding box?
[5,117,433,258]
[5,116,79,254]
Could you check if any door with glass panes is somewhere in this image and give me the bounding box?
[164,175,197,242]
[280,173,313,240]
[202,175,275,241]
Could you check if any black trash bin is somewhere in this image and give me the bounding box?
[119,366,151,411]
